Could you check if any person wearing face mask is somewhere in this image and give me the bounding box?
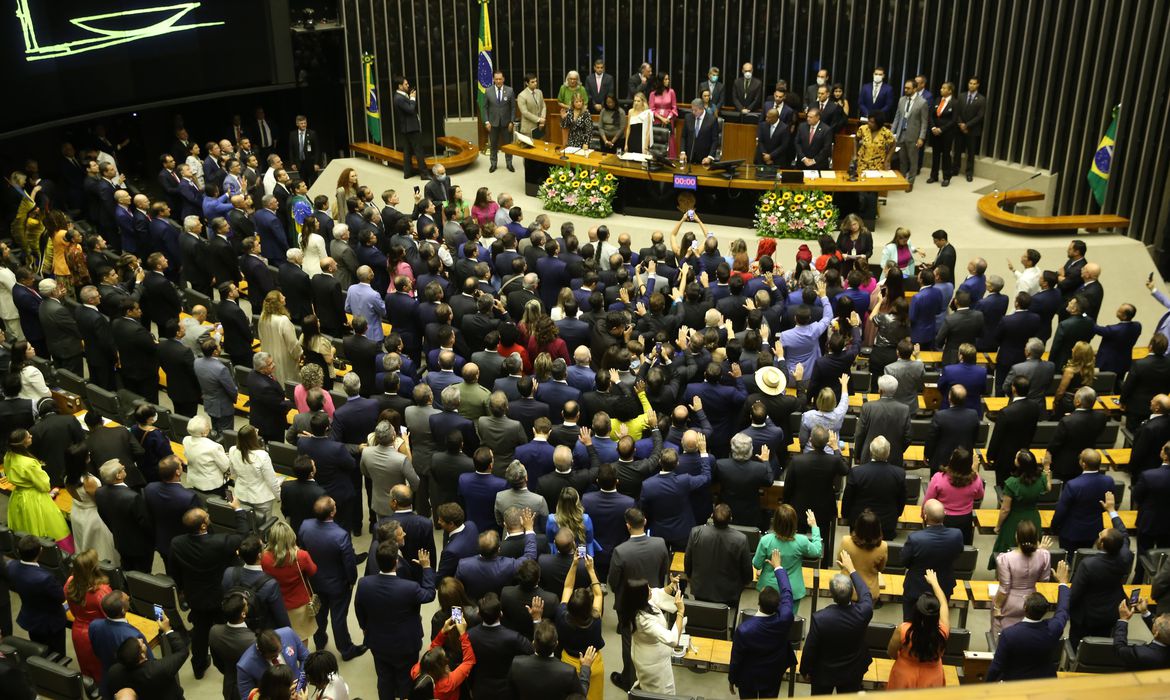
[732,62,763,119]
[859,66,895,119]
[697,66,724,110]
[805,68,830,109]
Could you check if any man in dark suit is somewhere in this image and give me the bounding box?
[208,217,242,287]
[927,83,958,185]
[468,592,536,697]
[683,503,753,609]
[253,196,287,264]
[89,590,153,681]
[952,76,986,181]
[1031,271,1063,341]
[1047,388,1109,483]
[300,496,367,660]
[106,618,189,700]
[178,217,214,297]
[714,433,773,531]
[356,541,435,699]
[732,62,764,115]
[924,385,980,472]
[278,250,313,323]
[1135,444,1170,577]
[987,561,1071,680]
[901,499,964,619]
[755,108,792,166]
[1068,491,1134,648]
[312,260,348,338]
[584,59,615,112]
[681,99,720,165]
[0,374,33,443]
[993,294,1043,386]
[729,565,796,699]
[169,502,250,677]
[935,290,984,364]
[858,66,896,118]
[222,535,290,631]
[342,316,380,398]
[140,253,183,333]
[215,282,253,368]
[1114,598,1170,670]
[177,164,204,221]
[1093,303,1141,378]
[581,463,635,579]
[209,595,255,700]
[909,270,945,348]
[1053,448,1117,552]
[299,413,361,533]
[974,275,1009,350]
[784,428,849,558]
[240,237,276,310]
[986,376,1041,484]
[287,115,323,186]
[6,536,68,654]
[640,444,711,552]
[484,71,517,173]
[75,285,118,389]
[795,108,833,169]
[111,299,161,403]
[94,460,155,573]
[606,507,670,690]
[28,399,84,487]
[854,375,912,466]
[800,553,874,693]
[457,518,539,600]
[12,269,46,356]
[1003,338,1057,408]
[1130,396,1170,482]
[1058,240,1088,309]
[36,279,83,374]
[280,457,326,537]
[811,84,845,132]
[393,76,427,179]
[1051,294,1095,370]
[841,436,906,540]
[158,320,201,418]
[144,456,202,573]
[436,503,480,579]
[508,620,594,699]
[157,153,183,213]
[1121,334,1170,432]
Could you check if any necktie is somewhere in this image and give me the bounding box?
[968,93,974,105]
[260,121,271,146]
[299,131,305,158]
[820,101,826,112]
[873,85,879,101]
[596,75,602,91]
[809,125,815,144]
[497,88,502,102]
[937,98,945,116]
[695,117,701,136]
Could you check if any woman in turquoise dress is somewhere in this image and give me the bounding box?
[753,504,821,600]
[989,450,1051,568]
[4,429,73,551]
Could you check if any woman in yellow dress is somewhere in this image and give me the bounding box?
[9,171,45,267]
[854,111,895,220]
[4,429,73,552]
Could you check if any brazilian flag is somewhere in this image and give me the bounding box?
[363,53,382,144]
[1087,105,1118,207]
[476,0,493,122]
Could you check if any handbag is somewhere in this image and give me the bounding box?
[295,552,321,615]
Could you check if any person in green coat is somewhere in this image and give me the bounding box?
[988,450,1051,568]
[557,71,588,112]
[4,429,72,549]
[753,504,822,600]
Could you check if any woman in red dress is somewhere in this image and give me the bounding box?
[64,549,113,680]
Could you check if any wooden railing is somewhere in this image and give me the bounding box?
[349,137,479,172]
[977,189,1130,232]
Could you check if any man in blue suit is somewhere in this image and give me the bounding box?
[253,195,287,264]
[557,302,593,354]
[356,541,436,700]
[221,535,290,631]
[235,627,309,700]
[7,536,67,655]
[1113,597,1170,670]
[1093,303,1142,378]
[858,67,896,118]
[1135,445,1170,570]
[1030,271,1063,342]
[114,190,136,252]
[566,348,597,393]
[957,257,987,303]
[909,269,945,348]
[298,413,360,533]
[535,359,581,418]
[924,385,980,472]
[299,496,367,660]
[514,417,558,483]
[987,560,1071,680]
[240,237,276,309]
[430,384,478,453]
[458,447,507,534]
[177,164,204,221]
[435,503,480,579]
[974,275,1009,351]
[729,562,795,699]
[799,552,874,694]
[640,442,712,551]
[508,377,550,438]
[938,344,988,416]
[144,456,202,573]
[535,243,570,310]
[682,363,748,457]
[1069,492,1135,648]
[1052,448,1117,551]
[582,463,635,579]
[426,355,464,406]
[455,510,538,599]
[992,294,1042,387]
[901,500,964,620]
[90,590,153,681]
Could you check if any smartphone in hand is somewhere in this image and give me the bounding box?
[577,545,587,559]
[451,606,464,624]
[153,604,165,622]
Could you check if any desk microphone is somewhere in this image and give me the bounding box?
[993,172,1042,211]
[554,146,568,161]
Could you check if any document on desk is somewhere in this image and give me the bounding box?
[563,147,593,156]
[619,152,650,162]
[803,169,820,180]
[863,169,899,178]
[818,171,839,179]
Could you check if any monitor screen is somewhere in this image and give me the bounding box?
[0,0,291,136]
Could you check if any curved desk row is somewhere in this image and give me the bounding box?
[977,190,1130,232]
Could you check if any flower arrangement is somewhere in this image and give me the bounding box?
[537,166,617,218]
[753,189,839,240]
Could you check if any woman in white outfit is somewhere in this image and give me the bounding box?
[257,291,303,386]
[228,425,281,521]
[618,576,685,693]
[13,340,50,405]
[64,448,118,565]
[300,216,328,277]
[182,415,232,499]
[624,92,654,155]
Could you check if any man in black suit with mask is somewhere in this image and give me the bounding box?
[732,62,764,118]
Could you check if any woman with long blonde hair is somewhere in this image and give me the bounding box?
[624,92,654,154]
[1053,340,1097,417]
[545,487,596,555]
[65,549,112,680]
[261,520,319,643]
[257,290,302,384]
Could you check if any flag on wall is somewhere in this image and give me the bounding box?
[1087,105,1118,207]
[363,53,382,144]
[476,0,493,122]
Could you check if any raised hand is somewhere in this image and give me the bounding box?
[757,445,771,463]
[578,426,593,446]
[691,395,703,412]
[838,549,855,574]
[527,595,545,621]
[1100,489,1116,512]
[806,509,817,528]
[1054,559,1070,585]
[417,549,431,569]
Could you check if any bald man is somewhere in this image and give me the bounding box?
[900,499,964,620]
[1129,395,1170,480]
[1079,262,1105,322]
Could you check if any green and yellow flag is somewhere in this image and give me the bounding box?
[363,53,382,144]
[476,0,493,122]
[1087,105,1118,207]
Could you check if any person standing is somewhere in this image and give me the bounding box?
[886,569,950,689]
[1068,491,1133,649]
[926,82,957,186]
[7,535,68,655]
[799,551,874,695]
[584,59,615,113]
[795,108,833,170]
[485,71,516,173]
[991,520,1052,637]
[617,577,684,694]
[901,500,964,621]
[683,503,753,612]
[517,73,547,137]
[728,566,796,699]
[300,496,367,661]
[858,66,895,118]
[952,77,986,182]
[356,541,435,700]
[986,561,1071,681]
[287,115,323,186]
[393,76,427,180]
[606,507,669,692]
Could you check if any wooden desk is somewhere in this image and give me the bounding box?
[849,394,927,410]
[973,508,1137,534]
[967,580,1155,608]
[350,137,478,173]
[978,189,1129,232]
[0,477,73,514]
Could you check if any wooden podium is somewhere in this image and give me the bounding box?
[720,122,758,162]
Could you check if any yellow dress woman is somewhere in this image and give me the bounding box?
[9,172,45,267]
[4,429,73,551]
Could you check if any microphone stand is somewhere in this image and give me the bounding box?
[994,172,1042,211]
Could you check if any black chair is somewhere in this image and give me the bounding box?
[54,368,88,398]
[866,621,897,659]
[124,571,181,619]
[1110,479,1126,506]
[849,369,870,395]
[220,429,238,451]
[268,441,299,475]
[1070,548,1102,576]
[943,627,971,665]
[233,365,254,396]
[783,616,806,696]
[839,414,857,441]
[28,355,54,385]
[328,389,348,409]
[26,656,94,700]
[284,381,299,402]
[909,419,932,443]
[1093,371,1117,394]
[953,546,979,581]
[182,288,216,319]
[975,421,990,446]
[37,538,70,583]
[167,413,193,443]
[0,524,14,556]
[1097,421,1120,449]
[1064,636,1126,672]
[1033,421,1060,445]
[1139,548,1170,581]
[884,542,905,575]
[99,560,126,592]
[904,474,922,505]
[1037,479,1063,507]
[206,496,256,536]
[682,599,732,640]
[85,385,122,423]
[730,525,762,562]
[1047,547,1068,567]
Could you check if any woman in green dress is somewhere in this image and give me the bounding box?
[753,504,822,601]
[4,429,73,551]
[989,450,1051,568]
[557,71,588,114]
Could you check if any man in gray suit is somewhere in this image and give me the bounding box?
[936,290,984,365]
[683,503,753,611]
[854,375,912,466]
[287,388,329,443]
[891,79,929,188]
[209,594,255,700]
[485,71,516,173]
[193,338,238,433]
[477,391,528,474]
[494,461,549,532]
[37,279,84,375]
[1003,338,1056,408]
[608,507,670,691]
[404,384,441,518]
[884,339,926,413]
[360,421,418,519]
[327,226,359,289]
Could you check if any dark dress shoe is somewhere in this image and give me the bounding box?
[506,162,515,172]
[341,645,368,661]
[966,174,973,182]
[942,178,950,187]
[489,165,498,173]
[610,672,630,691]
[926,177,939,184]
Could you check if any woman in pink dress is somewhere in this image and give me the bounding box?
[923,446,985,545]
[64,549,113,681]
[648,73,679,157]
[991,520,1054,637]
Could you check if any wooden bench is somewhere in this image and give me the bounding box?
[977,189,1129,232]
[350,138,479,173]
